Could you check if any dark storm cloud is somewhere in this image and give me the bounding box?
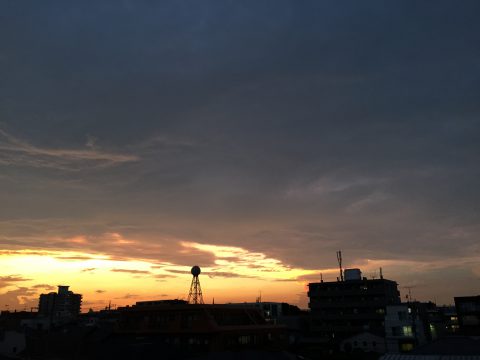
[1,1,480,301]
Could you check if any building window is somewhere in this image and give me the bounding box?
[400,342,414,352]
[239,335,250,345]
[403,326,413,337]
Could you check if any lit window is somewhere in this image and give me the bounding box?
[403,326,413,337]
[239,335,250,345]
[400,343,414,352]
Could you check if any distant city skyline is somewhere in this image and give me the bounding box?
[1,1,479,310]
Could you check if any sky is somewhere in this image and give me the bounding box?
[0,1,479,311]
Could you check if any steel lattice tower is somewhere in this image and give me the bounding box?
[187,265,204,304]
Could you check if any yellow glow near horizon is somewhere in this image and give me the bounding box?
[181,241,319,281]
[3,241,408,311]
[0,243,326,311]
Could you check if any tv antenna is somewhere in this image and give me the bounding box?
[402,286,416,302]
[336,251,344,281]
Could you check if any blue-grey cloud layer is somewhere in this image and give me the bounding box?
[1,1,479,301]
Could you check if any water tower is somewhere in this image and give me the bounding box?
[187,265,204,304]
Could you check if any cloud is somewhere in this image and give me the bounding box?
[0,287,38,310]
[32,284,56,291]
[57,255,97,261]
[0,222,218,267]
[115,293,138,300]
[0,1,479,305]
[111,269,151,275]
[153,274,176,279]
[95,289,106,294]
[286,176,388,199]
[0,250,52,256]
[0,275,31,289]
[81,268,97,273]
[203,271,257,279]
[0,128,138,170]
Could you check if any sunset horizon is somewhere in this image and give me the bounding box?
[1,0,479,319]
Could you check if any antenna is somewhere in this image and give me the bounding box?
[187,265,204,304]
[320,273,323,283]
[256,291,262,303]
[402,286,416,302]
[380,267,383,279]
[336,251,344,282]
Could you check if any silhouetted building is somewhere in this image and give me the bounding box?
[308,269,401,343]
[224,302,302,324]
[340,331,386,353]
[437,305,459,335]
[380,336,480,358]
[112,301,286,355]
[224,302,308,346]
[455,295,480,335]
[38,285,82,323]
[385,303,428,353]
[0,311,35,358]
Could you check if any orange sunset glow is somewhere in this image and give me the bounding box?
[1,0,479,325]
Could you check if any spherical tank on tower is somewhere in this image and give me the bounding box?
[191,265,201,276]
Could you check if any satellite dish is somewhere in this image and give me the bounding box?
[191,265,201,276]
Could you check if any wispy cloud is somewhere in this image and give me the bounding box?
[57,255,97,261]
[153,274,176,279]
[0,287,38,309]
[0,275,32,289]
[0,128,139,170]
[115,293,138,300]
[180,242,320,282]
[32,284,56,290]
[111,269,151,275]
[285,175,388,199]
